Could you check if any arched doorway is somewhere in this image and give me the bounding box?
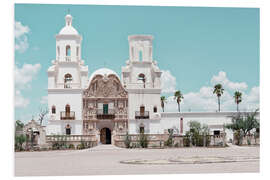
[100,128,111,144]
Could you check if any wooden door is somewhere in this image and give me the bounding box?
[100,128,106,144]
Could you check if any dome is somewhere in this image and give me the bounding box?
[59,26,79,35]
[58,14,79,35]
[88,68,119,83]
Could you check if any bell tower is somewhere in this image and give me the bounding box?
[122,35,162,134]
[46,14,88,135]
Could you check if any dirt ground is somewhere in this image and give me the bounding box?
[15,144,259,176]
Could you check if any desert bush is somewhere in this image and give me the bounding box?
[139,132,148,148]
[164,130,173,147]
[68,144,75,149]
[15,134,27,151]
[124,132,131,148]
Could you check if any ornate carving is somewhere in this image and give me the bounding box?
[84,74,128,98]
[82,73,128,135]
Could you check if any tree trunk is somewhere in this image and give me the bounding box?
[218,96,220,112]
[178,103,180,112]
[237,103,239,112]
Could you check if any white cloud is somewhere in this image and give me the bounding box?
[15,63,41,89]
[161,70,177,93]
[15,21,30,53]
[40,96,48,104]
[15,90,29,108]
[211,71,248,91]
[15,63,41,109]
[163,72,259,112]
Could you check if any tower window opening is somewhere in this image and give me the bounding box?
[76,46,79,57]
[66,45,71,56]
[57,46,60,58]
[64,74,72,88]
[52,106,56,114]
[138,73,146,88]
[139,50,143,61]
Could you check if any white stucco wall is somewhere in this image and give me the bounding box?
[160,112,260,141]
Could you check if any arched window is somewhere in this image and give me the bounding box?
[153,106,157,113]
[66,124,71,135]
[139,50,143,61]
[52,105,56,114]
[64,74,72,83]
[65,104,70,113]
[66,45,71,56]
[140,105,145,116]
[138,73,145,81]
[76,46,79,57]
[57,46,60,57]
[138,73,146,88]
[64,74,72,88]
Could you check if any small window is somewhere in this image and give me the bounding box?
[52,106,56,114]
[66,124,71,135]
[140,126,144,134]
[103,104,108,114]
[153,106,157,113]
[256,128,260,133]
[66,45,71,56]
[214,130,220,136]
[57,46,60,57]
[76,46,79,57]
[140,105,145,116]
[65,104,70,113]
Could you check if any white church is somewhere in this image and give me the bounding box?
[45,14,257,145]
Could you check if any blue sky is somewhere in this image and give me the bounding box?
[15,4,259,123]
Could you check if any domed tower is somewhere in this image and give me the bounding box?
[46,14,88,135]
[122,35,162,134]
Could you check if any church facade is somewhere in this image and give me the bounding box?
[46,14,258,145]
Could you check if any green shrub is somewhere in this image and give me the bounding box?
[68,144,75,149]
[76,144,84,150]
[165,130,173,147]
[247,139,251,146]
[139,132,148,148]
[124,132,131,148]
[15,134,27,151]
[183,133,191,147]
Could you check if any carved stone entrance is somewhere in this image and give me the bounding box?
[100,128,111,144]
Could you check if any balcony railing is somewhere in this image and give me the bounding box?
[96,109,115,119]
[65,56,71,62]
[60,111,75,120]
[135,111,149,119]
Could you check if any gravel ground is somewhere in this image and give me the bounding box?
[15,145,259,176]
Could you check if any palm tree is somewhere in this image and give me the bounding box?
[174,90,184,112]
[160,96,167,112]
[234,91,242,112]
[213,84,224,112]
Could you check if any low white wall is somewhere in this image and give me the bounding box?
[160,112,259,141]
